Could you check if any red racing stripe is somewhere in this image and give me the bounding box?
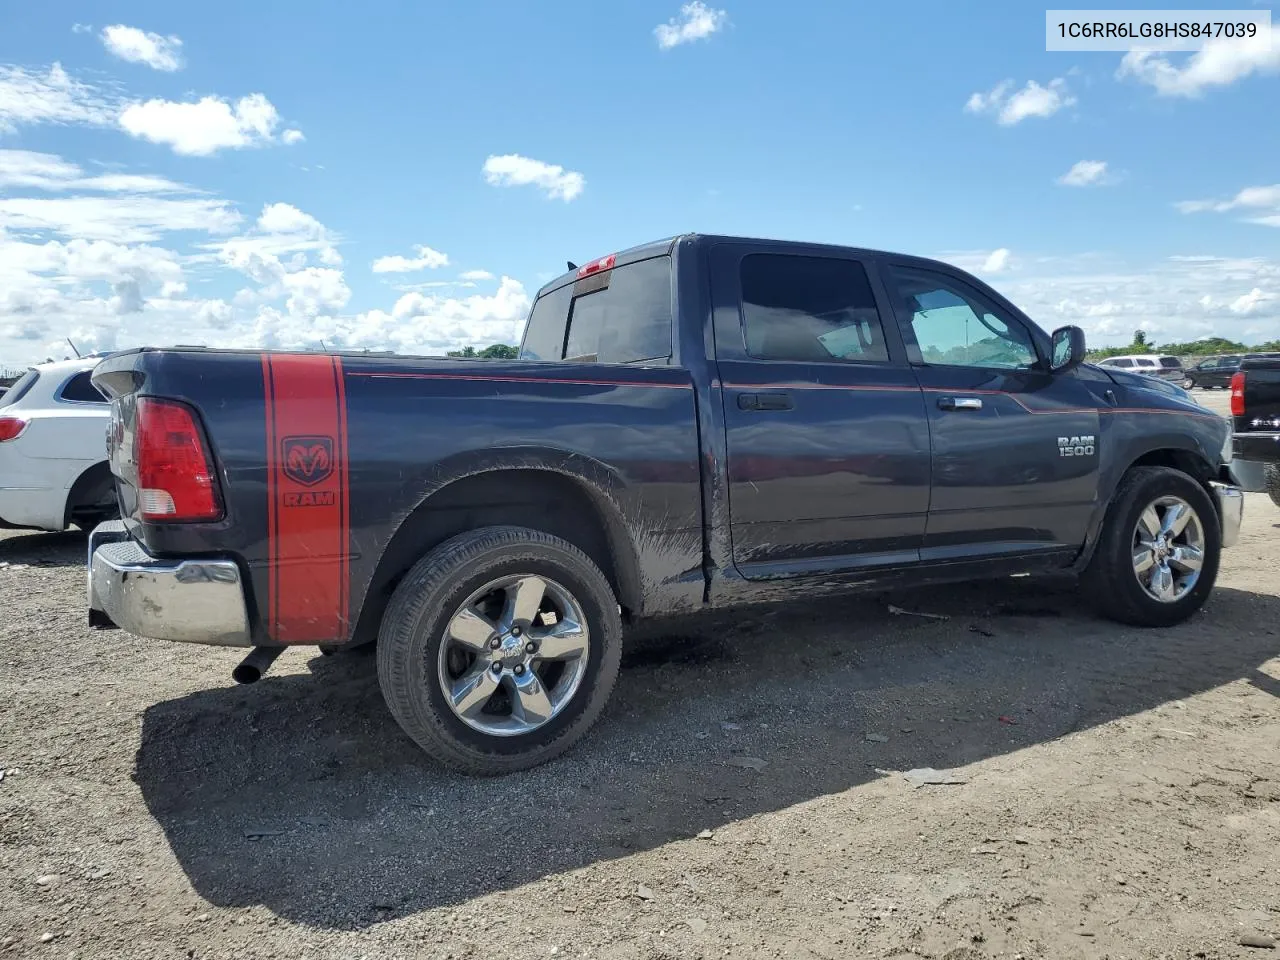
[263,353,351,644]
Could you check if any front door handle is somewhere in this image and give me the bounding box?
[937,396,983,411]
[737,392,795,411]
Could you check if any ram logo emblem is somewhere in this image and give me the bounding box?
[1057,435,1096,458]
[281,435,334,486]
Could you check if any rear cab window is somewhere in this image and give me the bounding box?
[520,256,672,364]
[0,369,38,408]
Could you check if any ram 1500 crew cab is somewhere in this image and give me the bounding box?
[87,234,1244,774]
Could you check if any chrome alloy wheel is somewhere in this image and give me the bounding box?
[1131,495,1205,603]
[437,574,590,736]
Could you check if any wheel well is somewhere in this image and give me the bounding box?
[64,461,115,528]
[1129,448,1214,484]
[350,469,641,645]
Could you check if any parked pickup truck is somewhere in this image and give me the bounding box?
[1230,356,1280,506]
[88,234,1245,774]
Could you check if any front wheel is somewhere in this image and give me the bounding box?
[376,526,622,775]
[1082,466,1220,627]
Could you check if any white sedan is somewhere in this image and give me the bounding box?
[0,357,117,532]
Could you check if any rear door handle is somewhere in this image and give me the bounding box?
[737,392,794,411]
[937,396,983,411]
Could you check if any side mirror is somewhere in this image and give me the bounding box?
[1049,325,1086,373]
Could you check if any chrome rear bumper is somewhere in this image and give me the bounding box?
[88,520,251,647]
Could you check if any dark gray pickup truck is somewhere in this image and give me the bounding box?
[87,234,1245,773]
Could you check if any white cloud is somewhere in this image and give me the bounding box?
[282,128,304,145]
[1230,288,1271,315]
[1117,25,1280,97]
[941,249,1014,275]
[0,149,190,193]
[965,78,1076,125]
[655,2,728,50]
[1058,160,1111,187]
[459,269,494,281]
[0,195,242,243]
[71,23,93,35]
[100,25,184,72]
[989,253,1280,347]
[982,248,1011,273]
[482,154,585,201]
[372,245,449,273]
[0,63,116,133]
[118,93,299,156]
[1177,184,1280,226]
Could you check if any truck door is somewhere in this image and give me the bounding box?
[879,260,1102,560]
[710,242,931,578]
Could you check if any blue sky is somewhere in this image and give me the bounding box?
[1,1,1278,366]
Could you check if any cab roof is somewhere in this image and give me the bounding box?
[534,233,975,299]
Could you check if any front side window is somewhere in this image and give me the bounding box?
[739,254,890,363]
[885,265,1038,369]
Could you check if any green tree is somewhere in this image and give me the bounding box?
[446,345,478,358]
[478,343,519,359]
[1132,329,1149,349]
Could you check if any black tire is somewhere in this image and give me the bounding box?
[376,525,622,775]
[1082,466,1220,627]
[1182,377,1196,390]
[1265,464,1280,510]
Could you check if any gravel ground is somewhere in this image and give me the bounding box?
[2,389,1278,960]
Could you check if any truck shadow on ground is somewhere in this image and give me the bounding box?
[134,577,1280,930]
[0,529,86,568]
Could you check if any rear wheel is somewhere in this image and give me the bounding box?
[1265,464,1280,510]
[376,525,621,775]
[1083,466,1220,627]
[1182,377,1196,389]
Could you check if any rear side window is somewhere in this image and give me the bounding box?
[0,369,38,408]
[1113,359,1134,368]
[1135,358,1156,368]
[739,254,889,363]
[520,256,673,364]
[58,370,107,403]
[1159,356,1181,368]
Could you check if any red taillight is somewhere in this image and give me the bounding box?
[0,417,28,442]
[577,253,616,277]
[134,398,222,522]
[1230,372,1245,417]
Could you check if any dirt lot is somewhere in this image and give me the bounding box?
[2,389,1278,960]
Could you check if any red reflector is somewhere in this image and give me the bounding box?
[577,253,616,277]
[1230,372,1245,417]
[0,417,28,442]
[135,398,222,522]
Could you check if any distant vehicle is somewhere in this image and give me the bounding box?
[1095,354,1184,382]
[1183,353,1280,390]
[0,358,118,532]
[1229,355,1280,508]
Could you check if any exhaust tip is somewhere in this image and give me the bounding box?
[233,646,284,685]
